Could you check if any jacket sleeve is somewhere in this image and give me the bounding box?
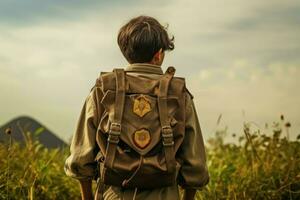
[177,92,209,189]
[64,86,102,180]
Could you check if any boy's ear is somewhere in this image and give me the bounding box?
[151,48,164,65]
[154,48,163,59]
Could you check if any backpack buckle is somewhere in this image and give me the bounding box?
[162,126,174,146]
[108,123,121,144]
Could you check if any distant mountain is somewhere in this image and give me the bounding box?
[0,116,67,149]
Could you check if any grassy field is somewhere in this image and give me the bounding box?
[0,129,81,200]
[197,119,300,200]
[0,118,299,199]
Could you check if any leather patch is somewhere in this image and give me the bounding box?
[133,129,151,149]
[133,95,151,117]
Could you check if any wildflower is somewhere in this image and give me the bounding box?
[5,127,12,135]
[285,122,291,128]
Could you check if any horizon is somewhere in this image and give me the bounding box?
[0,0,299,143]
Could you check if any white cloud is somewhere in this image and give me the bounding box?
[0,0,299,142]
[188,60,300,140]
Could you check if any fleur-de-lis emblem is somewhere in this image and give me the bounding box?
[133,95,151,117]
[133,128,151,149]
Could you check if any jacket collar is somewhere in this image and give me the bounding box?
[125,63,163,75]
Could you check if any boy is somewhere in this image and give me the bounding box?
[65,15,209,200]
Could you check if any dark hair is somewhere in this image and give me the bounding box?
[117,15,174,64]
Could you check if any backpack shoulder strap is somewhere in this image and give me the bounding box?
[104,68,126,169]
[158,66,177,173]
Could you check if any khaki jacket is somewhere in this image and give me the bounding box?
[65,63,209,200]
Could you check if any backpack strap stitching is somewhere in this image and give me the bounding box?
[104,68,126,169]
[157,66,177,173]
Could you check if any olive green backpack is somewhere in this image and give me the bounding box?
[96,67,186,189]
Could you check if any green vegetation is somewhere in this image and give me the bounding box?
[0,129,80,200]
[197,119,300,200]
[0,117,299,199]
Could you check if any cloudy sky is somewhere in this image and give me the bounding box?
[0,0,299,143]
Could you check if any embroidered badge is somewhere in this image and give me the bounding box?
[133,129,151,149]
[133,95,151,117]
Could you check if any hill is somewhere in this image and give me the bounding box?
[0,116,67,149]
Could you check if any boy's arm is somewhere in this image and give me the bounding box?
[79,179,93,200]
[183,189,197,200]
[65,85,104,199]
[177,91,209,196]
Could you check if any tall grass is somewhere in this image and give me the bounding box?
[197,118,300,200]
[0,117,299,199]
[0,128,80,200]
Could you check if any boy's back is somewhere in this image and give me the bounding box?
[65,16,209,200]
